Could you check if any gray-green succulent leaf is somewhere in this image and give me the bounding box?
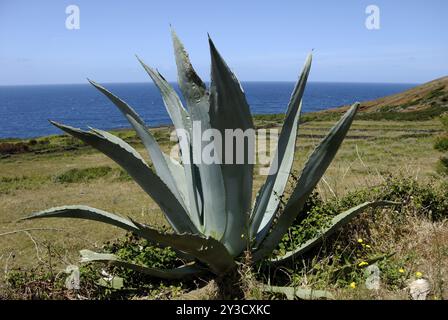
[87,80,188,211]
[250,53,312,241]
[171,29,228,242]
[48,122,197,234]
[80,250,204,279]
[262,285,334,300]
[208,36,255,256]
[23,205,139,232]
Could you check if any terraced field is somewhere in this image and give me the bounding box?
[0,118,442,271]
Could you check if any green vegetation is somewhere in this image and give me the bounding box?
[0,117,444,292]
[299,105,447,123]
[358,105,447,121]
[434,136,448,152]
[0,116,446,299]
[434,113,448,175]
[55,166,114,183]
[2,177,446,300]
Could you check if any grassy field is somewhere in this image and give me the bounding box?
[0,116,446,299]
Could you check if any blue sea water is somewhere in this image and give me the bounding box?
[0,82,416,139]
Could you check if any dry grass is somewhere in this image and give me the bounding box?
[333,210,448,300]
[0,118,446,299]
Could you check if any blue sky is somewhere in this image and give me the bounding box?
[0,0,447,85]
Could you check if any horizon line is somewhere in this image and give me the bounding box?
[0,80,422,87]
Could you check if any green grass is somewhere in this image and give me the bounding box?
[55,166,115,183]
[358,105,447,121]
[296,109,448,123]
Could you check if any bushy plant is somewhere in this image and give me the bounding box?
[435,113,448,174]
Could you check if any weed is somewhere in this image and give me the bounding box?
[54,166,114,183]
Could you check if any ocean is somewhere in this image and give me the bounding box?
[0,82,416,139]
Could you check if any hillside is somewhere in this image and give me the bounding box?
[315,76,448,121]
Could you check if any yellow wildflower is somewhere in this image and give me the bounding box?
[358,261,369,267]
[365,244,371,249]
[415,271,423,278]
[349,282,356,289]
[399,268,405,273]
[357,238,363,244]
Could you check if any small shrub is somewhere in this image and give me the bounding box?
[434,135,448,152]
[0,142,29,155]
[437,156,448,176]
[434,113,448,174]
[55,166,113,183]
[440,113,448,130]
[93,233,186,297]
[104,233,179,270]
[426,87,446,100]
[372,176,448,220]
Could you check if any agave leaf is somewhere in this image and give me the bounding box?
[282,102,359,216]
[128,118,188,208]
[137,57,204,229]
[136,57,191,133]
[171,28,208,110]
[87,79,146,127]
[50,122,197,234]
[162,153,190,210]
[87,80,187,209]
[22,205,195,261]
[263,285,334,300]
[251,54,312,240]
[80,250,203,279]
[98,276,124,290]
[251,104,301,239]
[22,205,190,258]
[22,205,139,232]
[252,103,359,261]
[171,29,227,240]
[251,55,312,238]
[270,201,397,264]
[131,220,235,275]
[189,117,227,241]
[208,36,255,256]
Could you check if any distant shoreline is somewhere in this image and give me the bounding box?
[0,80,421,87]
[2,79,445,140]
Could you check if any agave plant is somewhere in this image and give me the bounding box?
[24,30,388,279]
